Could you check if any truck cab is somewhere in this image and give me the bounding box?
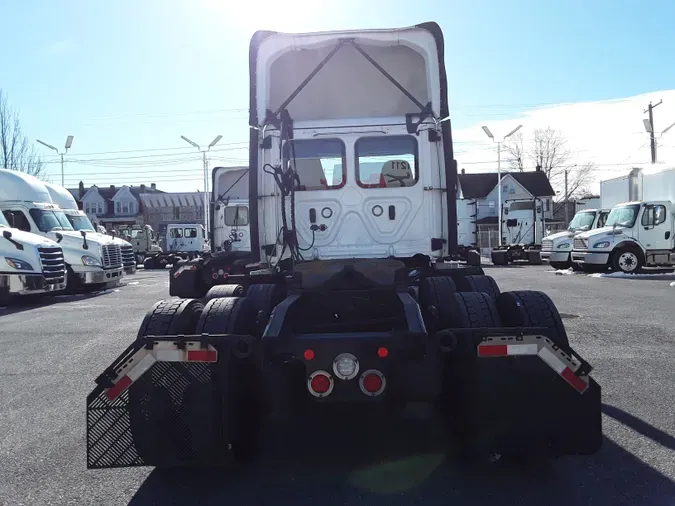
[165,224,209,256]
[212,166,250,254]
[0,169,124,289]
[490,198,546,265]
[541,208,609,270]
[43,182,137,275]
[0,209,66,302]
[572,200,675,273]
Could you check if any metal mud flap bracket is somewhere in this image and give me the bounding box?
[86,334,257,469]
[445,328,602,458]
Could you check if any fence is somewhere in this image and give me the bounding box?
[477,230,500,258]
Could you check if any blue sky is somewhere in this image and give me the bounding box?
[2,0,674,192]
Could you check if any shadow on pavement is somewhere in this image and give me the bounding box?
[127,404,675,506]
[0,288,117,316]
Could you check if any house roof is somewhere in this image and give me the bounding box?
[139,192,211,208]
[458,171,556,199]
[67,184,164,202]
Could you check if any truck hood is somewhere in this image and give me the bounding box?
[47,230,115,252]
[84,233,131,247]
[576,226,625,240]
[544,230,575,242]
[0,226,60,249]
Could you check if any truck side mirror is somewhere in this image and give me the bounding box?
[2,230,11,240]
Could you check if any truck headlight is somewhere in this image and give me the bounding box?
[81,255,102,267]
[5,257,34,271]
[593,241,610,248]
[557,243,571,249]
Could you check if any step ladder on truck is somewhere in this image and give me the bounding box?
[491,198,546,265]
[86,22,602,471]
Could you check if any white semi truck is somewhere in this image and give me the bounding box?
[572,167,675,273]
[43,182,137,275]
[0,169,124,290]
[490,198,546,265]
[541,208,610,270]
[0,209,67,303]
[211,166,251,254]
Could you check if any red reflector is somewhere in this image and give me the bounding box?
[106,375,132,401]
[187,349,218,362]
[212,273,219,279]
[310,374,331,394]
[362,373,383,393]
[561,367,587,392]
[377,347,389,358]
[478,344,508,357]
[303,349,315,360]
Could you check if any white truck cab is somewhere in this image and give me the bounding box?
[250,25,452,264]
[43,182,137,275]
[0,209,67,302]
[0,169,124,289]
[166,224,210,255]
[571,167,675,273]
[541,208,609,269]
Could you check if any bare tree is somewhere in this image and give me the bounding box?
[504,131,525,171]
[0,90,45,177]
[529,127,571,185]
[553,161,596,214]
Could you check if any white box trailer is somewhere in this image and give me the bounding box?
[600,168,642,210]
[573,167,675,273]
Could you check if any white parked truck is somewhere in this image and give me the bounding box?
[0,169,124,290]
[0,209,66,303]
[490,198,546,265]
[211,166,251,254]
[572,167,675,273]
[541,208,610,270]
[43,182,137,275]
[87,22,601,471]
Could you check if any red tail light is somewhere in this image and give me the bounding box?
[308,370,334,398]
[359,369,386,396]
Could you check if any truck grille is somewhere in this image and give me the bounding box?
[38,246,66,283]
[574,238,588,250]
[102,244,123,269]
[120,245,135,267]
[541,239,553,251]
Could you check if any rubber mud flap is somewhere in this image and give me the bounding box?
[169,264,206,299]
[491,250,508,265]
[467,249,481,266]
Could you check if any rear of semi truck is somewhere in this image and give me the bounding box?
[86,22,602,470]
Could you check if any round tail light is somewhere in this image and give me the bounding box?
[308,370,334,398]
[359,369,386,396]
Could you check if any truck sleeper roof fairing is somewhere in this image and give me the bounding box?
[247,22,457,262]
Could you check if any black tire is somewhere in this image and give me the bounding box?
[196,297,253,335]
[610,246,643,274]
[445,292,502,328]
[549,261,568,271]
[63,265,83,294]
[204,284,245,302]
[137,298,204,339]
[245,283,285,337]
[143,257,155,270]
[455,275,500,299]
[196,296,261,465]
[496,290,569,348]
[419,276,457,330]
[570,262,584,272]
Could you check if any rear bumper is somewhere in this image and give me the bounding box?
[540,250,570,262]
[571,251,610,265]
[0,272,67,296]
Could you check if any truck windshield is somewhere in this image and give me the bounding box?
[66,214,95,231]
[568,211,596,231]
[606,204,641,228]
[29,209,75,232]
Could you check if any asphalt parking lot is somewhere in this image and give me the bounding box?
[1,266,674,506]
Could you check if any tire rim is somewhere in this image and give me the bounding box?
[618,251,638,272]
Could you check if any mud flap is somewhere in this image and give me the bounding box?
[446,330,602,458]
[169,263,205,299]
[86,335,256,469]
[490,250,509,266]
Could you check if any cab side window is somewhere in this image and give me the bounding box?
[597,212,608,228]
[3,210,32,232]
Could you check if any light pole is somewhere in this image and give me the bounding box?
[36,135,74,186]
[181,135,222,235]
[481,124,522,246]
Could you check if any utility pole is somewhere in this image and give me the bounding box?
[643,100,662,164]
[564,169,569,225]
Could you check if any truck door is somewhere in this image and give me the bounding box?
[638,203,671,250]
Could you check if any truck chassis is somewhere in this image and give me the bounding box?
[86,260,601,469]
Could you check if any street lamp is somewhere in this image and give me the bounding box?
[482,124,522,246]
[181,135,223,235]
[36,135,74,186]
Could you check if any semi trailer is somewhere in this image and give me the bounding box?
[43,182,137,275]
[0,169,124,291]
[0,209,67,303]
[86,22,602,470]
